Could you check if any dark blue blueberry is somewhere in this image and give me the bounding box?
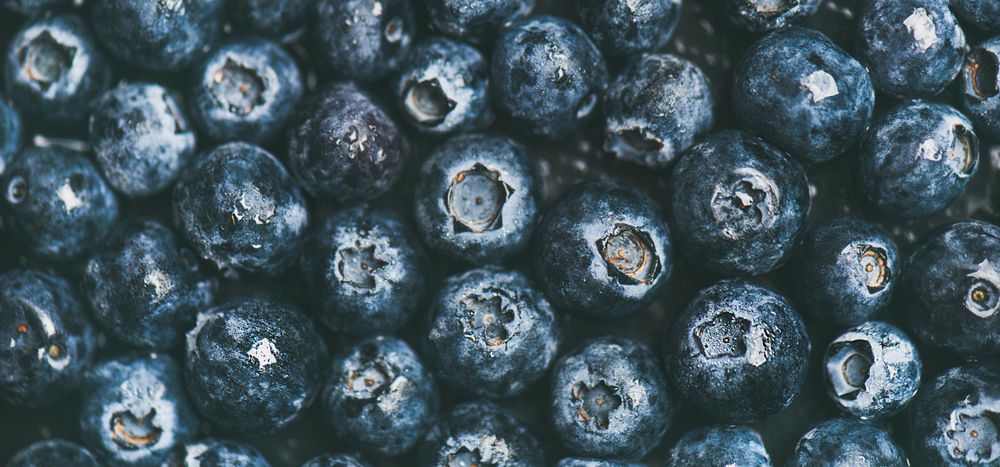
[423,0,532,43]
[79,354,199,466]
[787,418,907,466]
[229,0,311,38]
[287,83,408,204]
[168,439,270,466]
[856,0,966,98]
[89,82,197,198]
[533,180,671,319]
[310,0,415,82]
[0,0,69,15]
[190,39,303,144]
[959,38,1000,140]
[301,453,371,467]
[418,401,543,466]
[3,13,112,129]
[172,142,309,276]
[184,297,327,433]
[90,0,223,72]
[7,440,99,467]
[823,321,921,420]
[0,269,97,407]
[901,220,1000,356]
[733,27,875,164]
[603,53,713,168]
[82,219,216,350]
[720,0,822,32]
[664,279,810,423]
[321,336,438,456]
[1,146,119,262]
[551,336,673,459]
[788,216,900,326]
[574,0,680,59]
[414,133,540,264]
[491,16,608,140]
[0,96,22,176]
[424,268,559,398]
[395,37,493,135]
[667,130,809,276]
[952,0,1000,33]
[557,458,643,467]
[301,206,428,335]
[666,425,772,466]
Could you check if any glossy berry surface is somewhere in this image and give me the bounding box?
[310,0,415,82]
[301,453,371,467]
[229,0,311,38]
[787,418,907,466]
[666,425,771,466]
[423,0,533,43]
[960,38,1000,140]
[574,0,680,59]
[7,440,98,467]
[719,0,822,32]
[417,401,543,466]
[167,439,270,466]
[0,97,21,175]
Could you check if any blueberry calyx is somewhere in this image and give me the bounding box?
[446,163,513,234]
[210,58,266,116]
[110,409,163,450]
[598,224,660,285]
[18,31,75,91]
[571,380,622,430]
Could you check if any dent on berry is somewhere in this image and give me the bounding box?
[598,224,660,285]
[446,164,513,234]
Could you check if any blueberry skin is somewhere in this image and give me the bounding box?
[425,268,559,398]
[423,0,533,43]
[0,269,97,407]
[733,27,875,164]
[7,440,99,467]
[666,425,772,467]
[229,0,311,38]
[574,0,680,59]
[901,221,1000,356]
[90,0,223,73]
[952,0,1000,33]
[551,336,673,459]
[557,459,643,467]
[719,0,822,32]
[603,53,713,168]
[167,439,270,466]
[4,13,113,129]
[856,0,966,98]
[184,297,327,433]
[823,321,921,420]
[89,82,197,198]
[959,38,1000,140]
[1,0,69,15]
[79,354,199,466]
[491,16,608,140]
[418,401,544,466]
[310,0,415,82]
[301,453,371,467]
[287,83,408,204]
[190,39,303,144]
[667,130,809,277]
[1,146,120,262]
[788,216,900,326]
[787,418,907,466]
[0,97,22,176]
[533,180,672,319]
[321,336,438,456]
[173,142,309,276]
[82,220,216,349]
[414,133,540,264]
[301,207,428,335]
[395,37,493,135]
[664,280,811,423]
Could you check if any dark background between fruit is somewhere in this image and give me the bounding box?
[1,0,998,465]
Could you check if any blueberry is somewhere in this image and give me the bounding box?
[666,425,772,466]
[0,96,23,176]
[3,13,112,129]
[0,269,97,407]
[0,0,69,15]
[172,142,309,276]
[901,220,1000,356]
[301,206,428,335]
[959,38,1000,140]
[733,27,875,164]
[229,0,311,38]
[418,401,544,466]
[719,0,822,32]
[167,439,270,466]
[557,458,643,467]
[664,279,810,423]
[395,37,493,135]
[857,101,979,218]
[90,0,223,72]
[184,297,327,433]
[310,0,415,82]
[287,83,408,204]
[189,39,303,144]
[667,130,809,277]
[7,440,99,467]
[787,418,907,466]
[551,336,673,459]
[89,82,197,198]
[1,146,119,262]
[533,180,671,319]
[823,321,921,420]
[321,336,437,456]
[574,0,680,59]
[424,268,559,398]
[856,0,966,98]
[301,453,371,467]
[414,133,541,264]
[951,0,1000,33]
[79,354,199,466]
[788,216,900,326]
[82,219,216,349]
[423,0,533,43]
[491,16,608,140]
[603,53,713,168]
